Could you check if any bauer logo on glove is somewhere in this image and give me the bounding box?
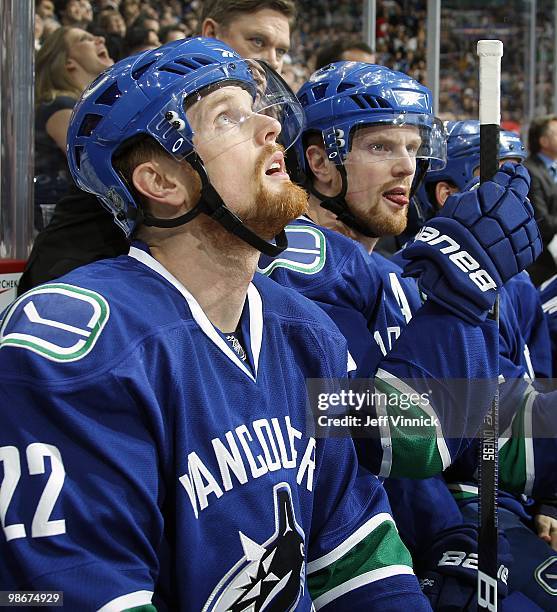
[413,224,498,293]
[402,162,542,324]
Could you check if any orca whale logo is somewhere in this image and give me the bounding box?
[203,483,306,611]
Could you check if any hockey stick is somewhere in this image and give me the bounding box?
[477,39,503,612]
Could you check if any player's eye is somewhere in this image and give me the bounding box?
[214,112,235,128]
[276,49,287,58]
[367,143,387,153]
[249,37,264,49]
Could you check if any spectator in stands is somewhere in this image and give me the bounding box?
[80,0,93,28]
[124,26,160,55]
[97,8,127,38]
[525,115,557,285]
[34,27,113,231]
[314,39,375,70]
[93,9,127,61]
[36,0,56,20]
[56,0,84,27]
[43,16,62,37]
[133,12,161,34]
[200,0,296,73]
[96,0,121,8]
[159,23,188,44]
[159,5,180,28]
[121,0,141,25]
[35,13,44,50]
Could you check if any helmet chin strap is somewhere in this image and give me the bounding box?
[139,154,287,257]
[309,165,380,238]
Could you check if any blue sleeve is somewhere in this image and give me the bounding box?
[308,438,430,610]
[498,382,557,499]
[263,225,500,481]
[0,365,161,611]
[360,301,499,479]
[506,274,552,378]
[444,364,557,500]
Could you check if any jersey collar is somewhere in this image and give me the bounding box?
[128,244,262,382]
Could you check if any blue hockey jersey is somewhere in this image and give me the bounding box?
[390,244,557,499]
[259,217,499,479]
[0,245,429,611]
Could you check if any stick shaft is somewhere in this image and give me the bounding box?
[477,38,502,612]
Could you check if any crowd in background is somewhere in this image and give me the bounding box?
[32,0,557,228]
[35,0,554,127]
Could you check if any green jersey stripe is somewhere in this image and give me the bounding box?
[307,512,395,574]
[308,520,413,603]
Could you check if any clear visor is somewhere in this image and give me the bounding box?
[151,59,305,163]
[325,115,446,170]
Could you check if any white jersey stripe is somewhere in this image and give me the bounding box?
[312,565,414,609]
[97,590,153,612]
[306,512,394,574]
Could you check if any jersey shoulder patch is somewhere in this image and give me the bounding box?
[258,224,326,276]
[0,283,110,362]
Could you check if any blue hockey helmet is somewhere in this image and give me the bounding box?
[415,119,527,218]
[67,37,305,253]
[291,62,446,237]
[295,62,446,175]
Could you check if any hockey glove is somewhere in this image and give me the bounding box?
[417,524,512,611]
[402,163,542,324]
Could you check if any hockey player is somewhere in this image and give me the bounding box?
[261,62,547,609]
[401,120,557,609]
[18,0,298,294]
[0,39,431,610]
[260,61,541,480]
[413,120,552,380]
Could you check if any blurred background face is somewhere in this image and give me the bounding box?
[122,0,140,24]
[164,29,187,43]
[80,0,93,24]
[540,120,557,158]
[142,29,160,51]
[35,14,45,43]
[105,11,127,37]
[43,17,61,37]
[37,0,55,19]
[62,0,83,25]
[341,48,375,64]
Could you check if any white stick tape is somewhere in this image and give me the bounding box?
[477,40,503,126]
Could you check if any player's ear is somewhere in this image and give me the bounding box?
[305,144,328,177]
[132,157,191,209]
[201,18,221,39]
[435,181,456,207]
[306,144,341,192]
